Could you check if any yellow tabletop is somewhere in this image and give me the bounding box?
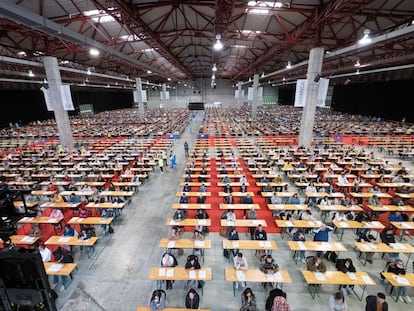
[137,308,210,311]
[159,238,211,249]
[67,217,114,225]
[148,267,212,281]
[218,192,254,197]
[1,235,40,245]
[261,192,296,197]
[380,272,414,287]
[287,241,347,252]
[45,235,98,246]
[85,202,125,209]
[225,268,291,283]
[176,192,211,197]
[268,204,309,211]
[306,192,345,198]
[221,219,267,227]
[166,218,211,227]
[333,220,385,230]
[172,203,211,210]
[18,216,64,224]
[317,205,363,212]
[390,221,414,230]
[222,240,277,250]
[301,270,375,286]
[44,262,77,276]
[41,202,80,209]
[99,191,134,196]
[178,182,211,186]
[275,219,323,228]
[59,190,95,196]
[220,204,260,210]
[368,205,414,212]
[355,242,414,253]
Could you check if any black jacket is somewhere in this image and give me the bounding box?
[185,292,200,309]
[365,295,388,311]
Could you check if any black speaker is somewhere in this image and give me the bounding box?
[0,247,57,311]
[314,74,321,82]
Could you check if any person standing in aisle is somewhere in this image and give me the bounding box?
[184,141,189,158]
[158,157,164,174]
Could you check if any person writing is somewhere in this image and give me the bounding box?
[240,287,257,311]
[328,291,348,311]
[260,254,279,289]
[233,252,248,289]
[149,289,165,311]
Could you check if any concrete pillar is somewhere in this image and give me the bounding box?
[237,82,242,106]
[42,56,74,151]
[252,74,259,120]
[162,83,167,102]
[298,47,325,148]
[135,78,145,119]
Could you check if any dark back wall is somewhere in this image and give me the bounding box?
[0,89,133,128]
[278,79,412,123]
[331,79,412,122]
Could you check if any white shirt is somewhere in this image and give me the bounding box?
[40,247,52,262]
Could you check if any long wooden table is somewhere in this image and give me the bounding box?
[219,203,260,210]
[287,241,347,264]
[166,218,211,227]
[380,272,414,302]
[301,270,376,300]
[275,220,323,239]
[159,238,211,262]
[44,262,77,289]
[354,242,414,266]
[332,220,385,241]
[148,267,211,294]
[44,236,98,258]
[221,219,267,227]
[222,240,277,251]
[225,268,291,297]
[171,203,211,210]
[0,235,40,246]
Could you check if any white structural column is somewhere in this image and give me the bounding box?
[162,83,167,101]
[298,47,324,147]
[42,56,74,151]
[237,82,242,106]
[135,78,145,119]
[252,74,259,120]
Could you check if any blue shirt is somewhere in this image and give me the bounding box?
[313,227,332,242]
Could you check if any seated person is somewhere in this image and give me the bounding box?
[233,253,248,289]
[199,183,206,193]
[388,211,404,222]
[196,194,206,204]
[356,228,377,264]
[149,289,165,311]
[287,193,300,205]
[386,259,411,303]
[185,254,201,289]
[380,226,399,261]
[185,288,200,310]
[179,193,189,204]
[191,229,204,256]
[29,223,41,237]
[307,256,327,273]
[336,258,356,296]
[260,254,279,288]
[160,252,178,290]
[182,182,192,193]
[227,226,240,257]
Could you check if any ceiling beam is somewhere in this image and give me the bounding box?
[0,0,169,80]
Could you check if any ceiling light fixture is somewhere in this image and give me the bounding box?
[28,70,34,77]
[354,61,361,67]
[87,68,92,75]
[147,70,152,74]
[212,64,217,72]
[89,48,100,56]
[213,34,223,51]
[286,61,292,69]
[358,29,372,45]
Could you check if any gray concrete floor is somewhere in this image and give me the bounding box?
[55,113,414,311]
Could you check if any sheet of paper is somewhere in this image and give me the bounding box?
[335,243,343,249]
[166,269,174,277]
[198,270,206,279]
[194,240,204,247]
[297,241,306,250]
[368,243,377,249]
[361,244,371,250]
[347,272,357,280]
[252,220,261,225]
[227,221,235,226]
[58,237,70,242]
[285,221,293,227]
[273,272,283,282]
[169,220,179,226]
[314,272,325,281]
[372,221,382,227]
[167,241,175,248]
[22,236,35,242]
[181,204,188,209]
[47,263,63,272]
[266,274,275,282]
[390,243,404,249]
[232,241,239,248]
[189,270,196,279]
[315,221,323,226]
[393,275,409,285]
[339,221,348,227]
[362,275,374,284]
[158,268,166,276]
[198,219,207,225]
[200,204,206,209]
[236,271,246,281]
